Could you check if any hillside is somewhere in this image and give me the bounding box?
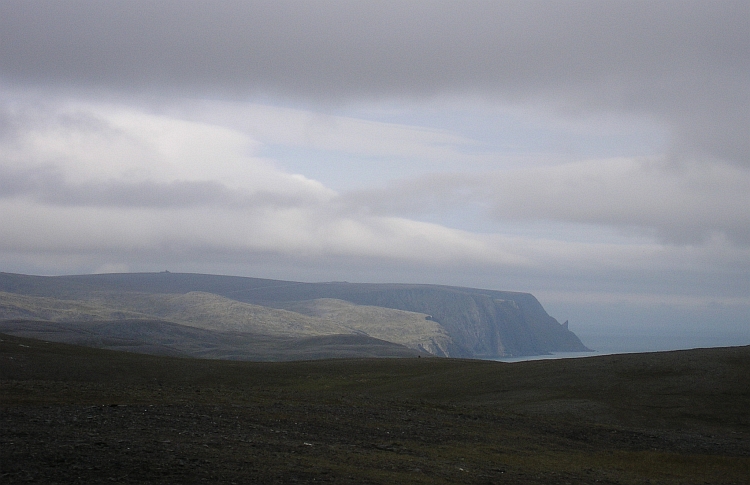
[0,319,425,361]
[0,290,443,359]
[0,271,588,358]
[275,298,452,355]
[1,334,748,484]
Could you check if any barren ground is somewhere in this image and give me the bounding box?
[1,334,748,484]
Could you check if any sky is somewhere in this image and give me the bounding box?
[0,1,748,352]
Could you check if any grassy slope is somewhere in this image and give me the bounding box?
[93,291,351,336]
[0,291,453,353]
[0,290,150,321]
[0,319,425,361]
[278,298,453,355]
[1,334,748,484]
[0,290,348,337]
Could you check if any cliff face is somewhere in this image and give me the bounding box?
[234,283,589,357]
[0,272,589,358]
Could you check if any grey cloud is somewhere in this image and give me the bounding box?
[0,164,318,209]
[1,1,747,164]
[0,1,741,95]
[0,99,24,142]
[0,107,12,140]
[341,158,750,246]
[0,93,116,144]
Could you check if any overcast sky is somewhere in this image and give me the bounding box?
[0,1,748,352]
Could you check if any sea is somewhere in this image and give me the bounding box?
[492,350,636,363]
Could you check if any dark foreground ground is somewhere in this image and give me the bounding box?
[1,334,748,484]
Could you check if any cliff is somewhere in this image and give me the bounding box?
[0,272,589,358]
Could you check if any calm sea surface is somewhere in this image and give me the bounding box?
[492,350,634,363]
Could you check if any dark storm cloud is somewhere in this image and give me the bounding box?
[1,1,747,163]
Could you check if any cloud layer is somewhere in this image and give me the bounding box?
[346,157,750,245]
[2,1,747,166]
[0,1,748,349]
[1,97,746,299]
